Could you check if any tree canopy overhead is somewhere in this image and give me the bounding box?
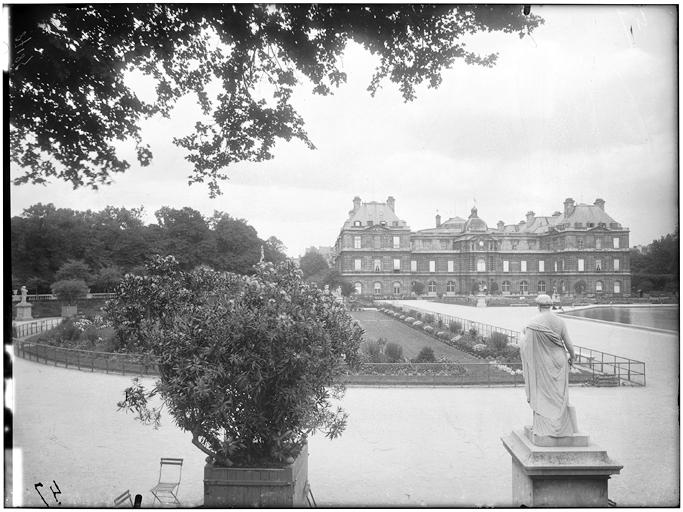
[10,4,542,196]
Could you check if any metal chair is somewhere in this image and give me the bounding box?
[150,458,183,506]
[114,489,133,507]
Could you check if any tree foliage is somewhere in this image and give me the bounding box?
[11,203,287,288]
[411,281,425,296]
[299,248,330,280]
[55,259,93,284]
[113,257,364,466]
[10,5,542,196]
[51,279,89,305]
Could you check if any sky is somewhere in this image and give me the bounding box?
[8,5,679,257]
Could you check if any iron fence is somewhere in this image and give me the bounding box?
[14,340,159,376]
[13,318,63,338]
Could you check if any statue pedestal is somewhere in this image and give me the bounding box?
[476,294,487,307]
[501,428,622,507]
[15,303,33,321]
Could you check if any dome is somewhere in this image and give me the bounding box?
[464,206,488,232]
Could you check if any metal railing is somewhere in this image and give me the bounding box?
[14,340,159,376]
[13,318,63,338]
[395,304,521,345]
[12,292,117,302]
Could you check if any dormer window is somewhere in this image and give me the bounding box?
[353,220,361,227]
[380,221,387,226]
[392,221,398,227]
[367,220,374,226]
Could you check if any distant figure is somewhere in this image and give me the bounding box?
[20,285,28,304]
[520,294,578,437]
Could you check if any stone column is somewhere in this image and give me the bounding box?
[501,427,622,507]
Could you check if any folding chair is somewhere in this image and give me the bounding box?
[114,489,133,507]
[150,458,183,506]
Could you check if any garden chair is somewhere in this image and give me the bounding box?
[150,458,183,506]
[113,489,133,507]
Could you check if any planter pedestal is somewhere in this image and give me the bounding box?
[15,303,33,321]
[204,443,308,507]
[61,305,77,318]
[501,428,622,507]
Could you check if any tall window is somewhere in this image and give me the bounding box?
[554,261,558,272]
[373,282,382,295]
[447,260,454,273]
[520,280,529,295]
[539,260,545,272]
[560,280,566,293]
[374,259,381,272]
[411,260,417,272]
[577,238,584,249]
[353,236,361,249]
[428,281,437,294]
[393,236,400,249]
[354,282,362,295]
[446,281,456,294]
[595,259,602,271]
[537,281,546,293]
[393,282,401,295]
[613,258,620,271]
[596,238,602,249]
[393,259,401,272]
[578,259,584,272]
[429,260,436,273]
[613,237,620,249]
[354,259,362,271]
[596,280,603,292]
[477,258,486,272]
[521,260,527,272]
[503,260,510,272]
[561,259,565,271]
[502,281,511,293]
[614,281,621,293]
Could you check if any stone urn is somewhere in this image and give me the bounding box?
[203,443,309,507]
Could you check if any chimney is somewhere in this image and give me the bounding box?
[563,198,575,218]
[594,198,605,210]
[526,211,535,223]
[552,211,562,217]
[435,213,441,228]
[352,196,361,212]
[497,220,505,231]
[387,196,395,211]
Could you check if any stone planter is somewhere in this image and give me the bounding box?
[204,443,308,507]
[61,305,77,318]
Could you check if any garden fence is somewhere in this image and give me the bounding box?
[13,318,63,338]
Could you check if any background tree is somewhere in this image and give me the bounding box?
[10,5,541,196]
[94,266,124,293]
[411,281,425,297]
[263,236,288,265]
[323,270,354,297]
[630,227,679,293]
[51,279,89,305]
[55,259,94,284]
[299,249,330,283]
[208,212,262,274]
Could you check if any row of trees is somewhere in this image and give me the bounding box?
[298,248,354,297]
[630,228,679,293]
[11,203,287,293]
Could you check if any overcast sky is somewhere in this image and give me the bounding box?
[9,5,678,257]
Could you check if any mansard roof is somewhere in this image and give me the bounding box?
[560,203,621,228]
[343,201,409,229]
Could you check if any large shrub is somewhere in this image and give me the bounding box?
[412,346,436,363]
[384,342,404,363]
[449,321,462,334]
[487,331,509,351]
[115,259,363,467]
[51,279,89,305]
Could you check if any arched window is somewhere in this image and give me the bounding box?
[537,281,546,293]
[354,282,362,295]
[477,258,486,272]
[373,282,382,295]
[502,281,511,293]
[614,281,621,294]
[446,281,456,294]
[428,280,437,294]
[520,280,529,295]
[595,280,603,292]
[393,282,401,295]
[560,280,566,293]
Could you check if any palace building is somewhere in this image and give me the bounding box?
[332,196,631,298]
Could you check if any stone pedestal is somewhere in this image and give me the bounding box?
[476,295,487,307]
[15,302,33,321]
[501,428,622,507]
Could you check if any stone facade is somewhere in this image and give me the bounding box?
[332,196,631,299]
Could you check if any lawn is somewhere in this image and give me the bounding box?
[350,310,480,362]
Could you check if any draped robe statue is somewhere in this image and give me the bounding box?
[520,310,578,437]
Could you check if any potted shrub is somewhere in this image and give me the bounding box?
[111,256,363,507]
[51,279,89,317]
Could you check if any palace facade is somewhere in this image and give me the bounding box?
[332,196,631,298]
